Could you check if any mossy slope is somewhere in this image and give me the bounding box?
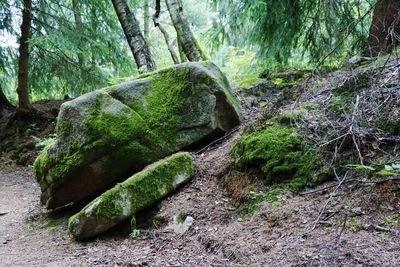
[68,152,194,241]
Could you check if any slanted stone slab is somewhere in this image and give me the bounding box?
[68,152,194,241]
[34,62,241,209]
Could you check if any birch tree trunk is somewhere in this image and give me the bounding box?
[365,0,400,56]
[154,0,180,64]
[165,0,206,62]
[143,0,150,41]
[112,0,156,73]
[17,0,32,113]
[178,40,187,62]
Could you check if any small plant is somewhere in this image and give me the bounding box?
[383,215,400,228]
[32,134,57,150]
[335,219,344,227]
[46,217,62,232]
[349,217,362,231]
[129,229,141,239]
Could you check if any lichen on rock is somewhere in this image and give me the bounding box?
[68,152,194,241]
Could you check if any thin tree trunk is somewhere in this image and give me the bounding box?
[72,0,85,67]
[111,0,156,73]
[144,0,150,41]
[157,24,180,64]
[165,0,206,62]
[365,0,400,56]
[17,0,32,112]
[153,0,180,64]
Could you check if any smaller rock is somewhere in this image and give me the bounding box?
[172,213,194,234]
[68,152,194,240]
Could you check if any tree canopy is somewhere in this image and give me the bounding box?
[0,0,398,107]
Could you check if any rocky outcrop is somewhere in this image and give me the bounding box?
[34,62,242,209]
[68,152,194,240]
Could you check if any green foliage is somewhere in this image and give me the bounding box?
[383,215,400,228]
[347,163,400,176]
[231,125,319,191]
[210,0,373,65]
[220,47,263,88]
[129,229,141,239]
[32,134,57,150]
[1,0,135,101]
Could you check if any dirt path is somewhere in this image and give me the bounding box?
[1,131,400,266]
[0,166,85,266]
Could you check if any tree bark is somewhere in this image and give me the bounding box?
[17,0,32,113]
[178,39,187,62]
[111,0,156,73]
[153,0,180,64]
[165,0,206,62]
[144,0,150,41]
[365,0,400,56]
[72,0,85,67]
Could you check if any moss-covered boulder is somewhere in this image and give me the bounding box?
[230,125,321,191]
[68,152,194,240]
[34,62,242,209]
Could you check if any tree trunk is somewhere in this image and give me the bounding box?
[154,0,180,64]
[0,85,14,111]
[0,85,15,137]
[72,0,85,67]
[365,0,400,56]
[176,39,187,62]
[143,0,150,41]
[165,0,206,62]
[17,0,32,113]
[111,0,156,73]
[178,40,187,62]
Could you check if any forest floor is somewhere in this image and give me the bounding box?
[1,134,400,266]
[1,61,400,266]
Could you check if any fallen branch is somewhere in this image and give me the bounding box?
[311,172,348,231]
[195,127,240,155]
[300,178,357,195]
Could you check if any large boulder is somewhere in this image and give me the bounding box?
[34,62,242,209]
[68,152,194,240]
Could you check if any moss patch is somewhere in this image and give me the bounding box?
[231,125,319,191]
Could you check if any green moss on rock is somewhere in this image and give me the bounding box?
[34,62,242,209]
[231,125,319,191]
[68,152,194,241]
